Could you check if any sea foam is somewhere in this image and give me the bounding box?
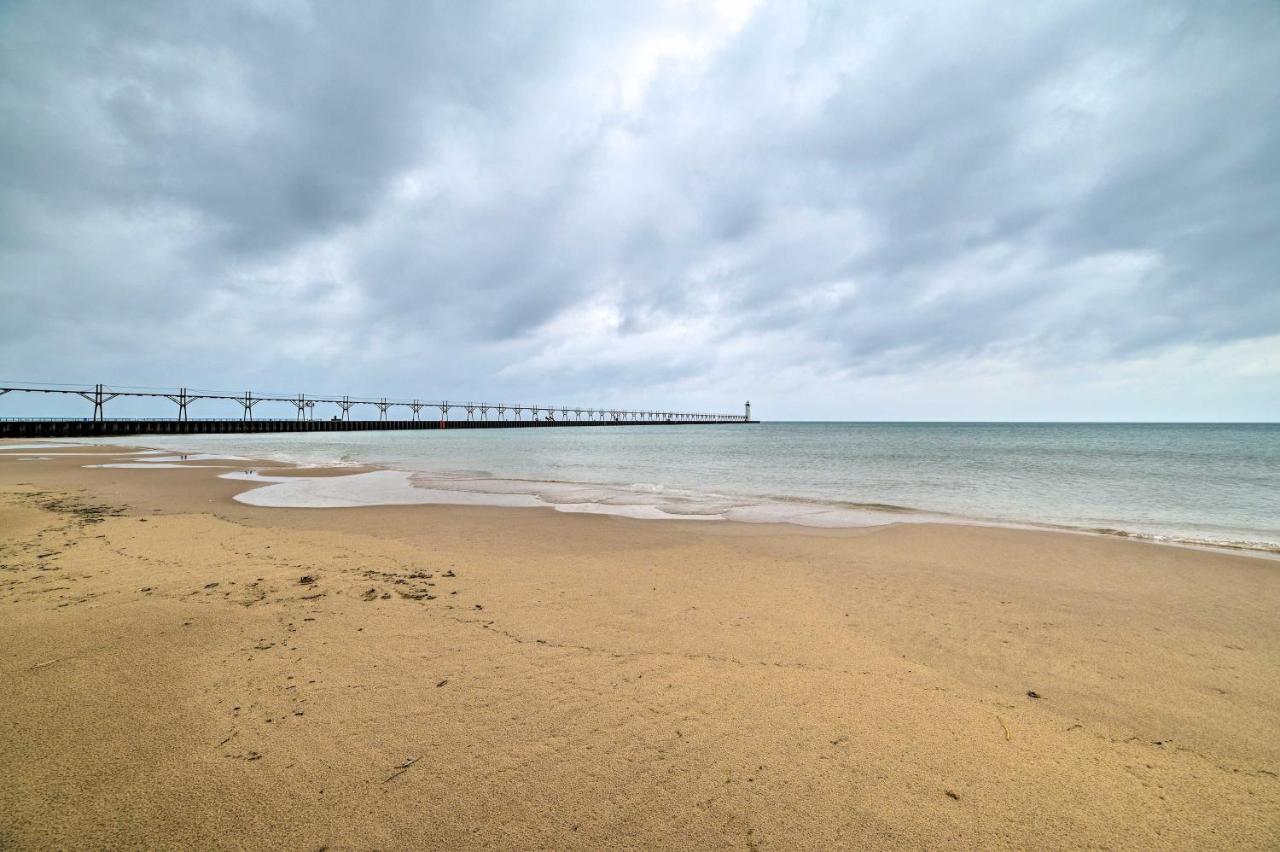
[221,468,935,527]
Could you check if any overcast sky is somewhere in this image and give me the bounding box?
[1,1,1277,421]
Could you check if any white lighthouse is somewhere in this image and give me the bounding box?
[745,401,751,422]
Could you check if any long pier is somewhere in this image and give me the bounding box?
[0,384,753,438]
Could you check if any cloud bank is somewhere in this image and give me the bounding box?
[2,0,1277,419]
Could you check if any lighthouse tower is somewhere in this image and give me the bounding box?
[744,401,752,422]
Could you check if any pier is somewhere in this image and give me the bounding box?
[0,384,754,438]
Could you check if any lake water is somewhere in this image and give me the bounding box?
[73,422,1280,553]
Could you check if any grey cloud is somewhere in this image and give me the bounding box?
[1,0,1277,418]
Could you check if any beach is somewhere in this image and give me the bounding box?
[2,444,1278,850]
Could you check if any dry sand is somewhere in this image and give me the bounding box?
[1,443,1278,850]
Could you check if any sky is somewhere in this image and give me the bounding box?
[1,0,1278,421]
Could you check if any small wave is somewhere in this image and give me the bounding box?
[1080,527,1280,556]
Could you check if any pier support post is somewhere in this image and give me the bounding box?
[75,384,121,422]
[237,392,260,421]
[339,396,354,421]
[162,387,195,421]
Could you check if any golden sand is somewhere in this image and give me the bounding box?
[1,444,1277,849]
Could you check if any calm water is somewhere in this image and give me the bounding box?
[88,422,1280,552]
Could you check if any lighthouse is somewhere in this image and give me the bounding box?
[745,401,751,422]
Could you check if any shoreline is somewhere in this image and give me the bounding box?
[8,438,1279,559]
[2,442,1279,848]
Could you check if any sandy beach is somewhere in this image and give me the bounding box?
[1,443,1278,850]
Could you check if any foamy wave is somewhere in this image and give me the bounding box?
[1079,527,1280,556]
[222,469,942,529]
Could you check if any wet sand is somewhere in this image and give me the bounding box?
[1,443,1278,849]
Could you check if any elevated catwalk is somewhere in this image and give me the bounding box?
[0,417,753,439]
[0,385,754,437]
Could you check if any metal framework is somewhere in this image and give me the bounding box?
[0,383,750,424]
